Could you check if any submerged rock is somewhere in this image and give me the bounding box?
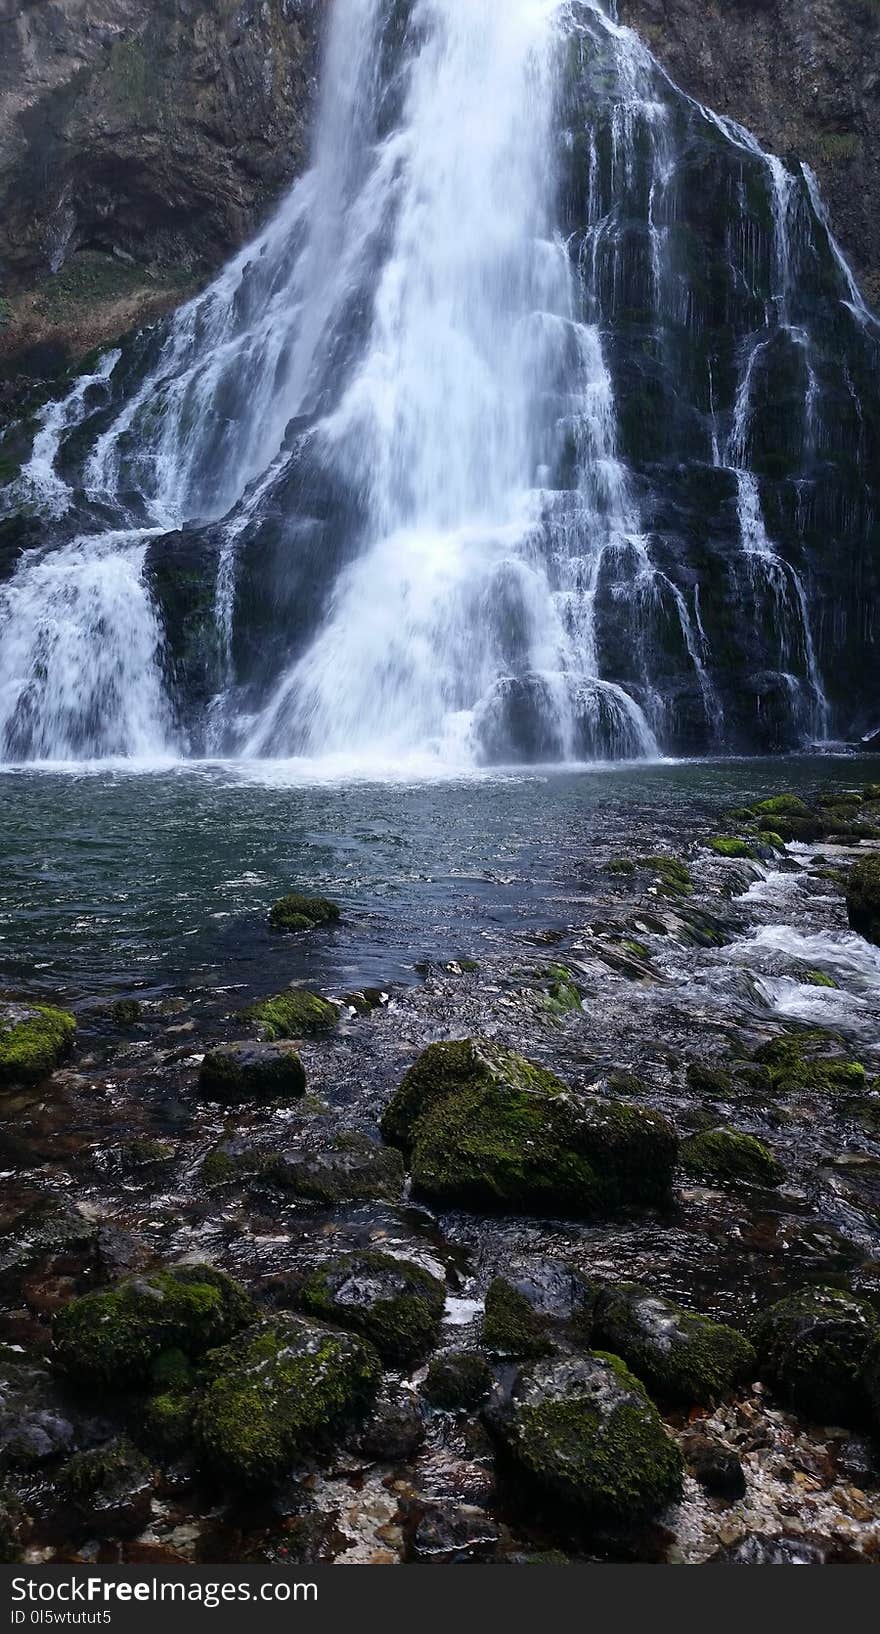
[593,1285,756,1405]
[486,1353,683,1527]
[198,1040,307,1102]
[268,893,341,933]
[483,1278,558,1359]
[298,1251,446,1368]
[754,1033,866,1096]
[193,1316,381,1486]
[846,855,880,946]
[359,1382,425,1461]
[381,1039,677,1216]
[244,990,339,1039]
[756,1285,880,1427]
[53,1265,255,1388]
[679,1127,784,1187]
[0,1002,76,1086]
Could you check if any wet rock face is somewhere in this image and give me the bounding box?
[619,0,880,306]
[0,0,324,375]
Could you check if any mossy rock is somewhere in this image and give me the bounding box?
[707,837,758,860]
[59,1437,153,1538]
[143,1389,194,1452]
[754,1034,866,1096]
[593,1285,756,1405]
[0,1002,76,1086]
[268,893,341,934]
[483,1278,555,1359]
[424,1351,493,1410]
[846,855,880,947]
[298,1251,446,1368]
[751,795,813,819]
[605,857,636,875]
[243,990,338,1040]
[381,1040,677,1217]
[679,1127,784,1187]
[269,1132,405,1205]
[486,1353,683,1526]
[193,1316,381,1486]
[111,999,142,1027]
[756,1286,880,1427]
[686,1061,736,1096]
[53,1266,256,1388]
[637,856,692,895]
[199,1040,307,1102]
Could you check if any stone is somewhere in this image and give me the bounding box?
[193,1316,381,1486]
[381,1039,677,1217]
[298,1251,446,1369]
[243,990,338,1039]
[486,1353,683,1526]
[846,855,880,946]
[0,1002,76,1086]
[593,1285,756,1405]
[269,1131,405,1205]
[198,1040,306,1101]
[756,1285,879,1427]
[268,893,341,932]
[679,1127,784,1187]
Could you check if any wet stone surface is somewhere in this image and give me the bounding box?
[0,763,879,1562]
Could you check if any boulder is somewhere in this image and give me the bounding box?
[244,990,338,1039]
[198,1040,306,1101]
[298,1251,446,1369]
[268,893,341,933]
[270,1131,405,1205]
[593,1285,756,1404]
[0,1002,76,1086]
[756,1285,879,1426]
[679,1127,784,1186]
[193,1317,381,1486]
[846,855,880,946]
[381,1039,677,1216]
[486,1353,683,1525]
[53,1266,255,1388]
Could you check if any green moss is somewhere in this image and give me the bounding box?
[637,856,693,895]
[594,1285,756,1405]
[143,1390,194,1452]
[756,1286,879,1426]
[686,1061,735,1096]
[111,999,142,1027]
[803,969,838,989]
[424,1351,492,1410]
[755,1034,866,1095]
[708,837,758,859]
[387,1040,676,1216]
[53,1266,256,1388]
[490,1352,683,1525]
[0,1003,76,1086]
[818,131,861,162]
[679,1126,784,1187]
[846,855,880,946]
[268,894,341,934]
[483,1278,554,1359]
[605,857,636,875]
[193,1317,381,1486]
[299,1251,445,1368]
[243,990,338,1040]
[61,1437,150,1503]
[540,966,582,1017]
[751,795,813,818]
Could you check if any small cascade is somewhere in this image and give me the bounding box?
[0,0,876,766]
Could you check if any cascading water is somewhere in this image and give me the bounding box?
[0,0,877,767]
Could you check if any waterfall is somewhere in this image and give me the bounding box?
[0,0,876,766]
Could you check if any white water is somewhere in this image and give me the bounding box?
[0,0,872,766]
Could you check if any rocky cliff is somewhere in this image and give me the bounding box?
[0,0,323,392]
[619,0,880,307]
